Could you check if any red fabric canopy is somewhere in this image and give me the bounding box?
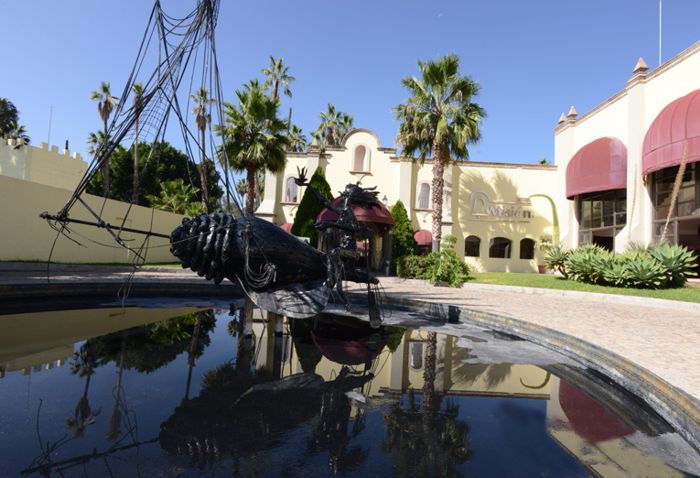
[310,331,387,366]
[317,197,395,226]
[414,229,432,246]
[643,89,700,175]
[559,380,633,443]
[279,223,293,233]
[565,137,627,199]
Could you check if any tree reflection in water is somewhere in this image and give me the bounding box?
[383,332,471,477]
[66,341,100,437]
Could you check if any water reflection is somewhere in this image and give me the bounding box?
[0,304,696,477]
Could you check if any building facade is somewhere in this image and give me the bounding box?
[555,41,700,255]
[256,129,558,273]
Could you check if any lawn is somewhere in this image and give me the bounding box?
[469,272,700,304]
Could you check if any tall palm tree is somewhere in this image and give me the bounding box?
[131,83,145,204]
[191,87,216,213]
[91,81,119,197]
[313,104,354,149]
[288,124,308,152]
[219,82,290,215]
[395,54,485,252]
[86,131,109,156]
[261,56,295,102]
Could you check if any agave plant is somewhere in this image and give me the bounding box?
[602,257,631,287]
[564,244,610,284]
[622,251,668,289]
[544,246,569,278]
[648,243,698,287]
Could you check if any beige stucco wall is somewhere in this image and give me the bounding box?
[555,40,700,251]
[0,174,182,263]
[0,140,87,191]
[258,129,558,273]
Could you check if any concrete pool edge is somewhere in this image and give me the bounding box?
[372,293,700,453]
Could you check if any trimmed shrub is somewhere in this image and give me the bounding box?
[648,242,698,287]
[291,166,333,247]
[398,251,471,287]
[390,200,417,265]
[441,234,457,252]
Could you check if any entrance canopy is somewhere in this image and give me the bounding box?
[317,197,394,226]
[414,229,432,246]
[643,89,700,175]
[566,137,627,199]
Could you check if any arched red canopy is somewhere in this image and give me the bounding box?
[279,222,293,233]
[566,137,627,199]
[310,331,387,366]
[317,197,394,226]
[643,89,700,175]
[414,229,432,246]
[559,380,633,443]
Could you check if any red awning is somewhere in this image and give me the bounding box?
[643,89,700,175]
[279,222,293,233]
[317,197,394,226]
[565,137,627,199]
[414,229,432,246]
[310,331,387,366]
[559,380,633,443]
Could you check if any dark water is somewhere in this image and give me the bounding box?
[0,300,698,477]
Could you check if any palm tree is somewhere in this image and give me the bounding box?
[86,131,109,156]
[4,121,30,147]
[131,83,145,204]
[261,56,295,102]
[91,81,119,197]
[313,104,354,150]
[219,82,290,215]
[191,87,216,213]
[288,124,308,152]
[0,98,19,137]
[395,54,485,252]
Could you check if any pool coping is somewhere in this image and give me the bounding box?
[360,292,700,453]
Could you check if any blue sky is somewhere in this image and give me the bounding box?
[1,0,699,166]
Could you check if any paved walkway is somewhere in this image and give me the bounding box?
[1,264,699,402]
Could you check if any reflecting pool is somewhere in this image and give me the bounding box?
[0,300,698,477]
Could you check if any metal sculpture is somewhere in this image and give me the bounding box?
[169,167,383,321]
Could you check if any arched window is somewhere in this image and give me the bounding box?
[520,238,535,260]
[417,183,430,209]
[464,235,480,257]
[353,145,369,171]
[285,177,298,203]
[489,237,512,258]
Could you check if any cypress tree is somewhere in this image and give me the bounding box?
[390,200,417,263]
[291,166,333,247]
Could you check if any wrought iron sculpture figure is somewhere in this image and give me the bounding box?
[169,167,383,321]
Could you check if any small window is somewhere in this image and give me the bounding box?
[417,183,430,209]
[353,145,369,171]
[489,237,512,258]
[465,235,480,257]
[285,177,298,203]
[520,238,535,260]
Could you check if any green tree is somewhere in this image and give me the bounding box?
[288,124,308,152]
[191,87,216,213]
[219,82,290,215]
[395,54,485,252]
[86,141,222,209]
[147,178,203,216]
[261,55,295,102]
[91,81,119,196]
[3,120,30,146]
[0,98,19,136]
[131,83,145,203]
[390,200,417,266]
[313,104,354,149]
[291,166,333,246]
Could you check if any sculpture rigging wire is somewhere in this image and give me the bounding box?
[41,0,385,322]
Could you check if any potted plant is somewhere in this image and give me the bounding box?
[537,234,553,274]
